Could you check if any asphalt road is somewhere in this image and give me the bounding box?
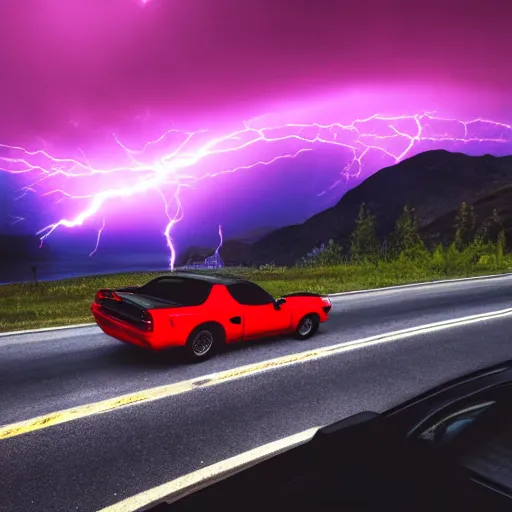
[1,275,512,511]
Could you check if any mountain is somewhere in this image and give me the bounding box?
[176,227,276,266]
[231,226,277,244]
[223,150,512,266]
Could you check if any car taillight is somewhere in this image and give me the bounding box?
[95,290,107,302]
[141,311,154,331]
[95,290,122,303]
[322,297,332,314]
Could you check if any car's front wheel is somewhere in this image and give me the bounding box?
[185,324,223,362]
[293,314,319,340]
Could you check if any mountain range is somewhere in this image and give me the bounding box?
[181,150,512,266]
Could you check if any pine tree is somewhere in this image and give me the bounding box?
[432,244,446,270]
[454,201,477,249]
[389,205,425,258]
[469,204,477,233]
[381,237,389,261]
[496,229,506,266]
[350,203,380,263]
[473,220,488,246]
[498,229,507,248]
[475,208,502,245]
[489,209,503,243]
[445,242,461,273]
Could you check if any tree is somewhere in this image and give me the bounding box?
[445,242,462,273]
[389,205,425,258]
[489,209,503,243]
[454,201,477,249]
[496,229,506,266]
[431,244,446,271]
[474,208,502,245]
[350,203,380,263]
[498,229,507,249]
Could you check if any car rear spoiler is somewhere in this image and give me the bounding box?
[282,292,323,298]
[116,286,140,293]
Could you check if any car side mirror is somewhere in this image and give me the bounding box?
[274,298,286,310]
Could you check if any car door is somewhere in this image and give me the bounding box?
[226,282,292,339]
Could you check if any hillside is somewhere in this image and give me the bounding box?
[234,150,512,265]
[231,226,277,244]
[421,184,512,247]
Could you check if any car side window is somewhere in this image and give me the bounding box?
[227,283,274,306]
[414,384,512,493]
[417,401,495,445]
[413,384,512,447]
[456,404,512,492]
[137,278,212,306]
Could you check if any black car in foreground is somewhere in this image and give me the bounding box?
[145,361,512,512]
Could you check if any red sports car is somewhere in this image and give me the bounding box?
[91,272,332,361]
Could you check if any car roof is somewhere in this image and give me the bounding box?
[147,271,251,286]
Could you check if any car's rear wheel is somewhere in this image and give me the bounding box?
[293,314,319,340]
[185,324,223,362]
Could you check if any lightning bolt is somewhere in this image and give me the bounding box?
[89,218,106,257]
[213,224,223,260]
[1,111,511,270]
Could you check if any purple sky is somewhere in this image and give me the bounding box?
[2,0,512,258]
[1,0,511,143]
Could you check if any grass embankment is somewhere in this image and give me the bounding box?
[1,259,511,333]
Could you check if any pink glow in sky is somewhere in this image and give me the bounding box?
[1,0,512,143]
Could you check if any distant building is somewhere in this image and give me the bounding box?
[183,251,224,270]
[204,252,224,269]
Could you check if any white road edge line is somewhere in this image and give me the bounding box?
[1,271,512,338]
[97,427,319,512]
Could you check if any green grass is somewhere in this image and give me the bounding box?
[1,259,511,333]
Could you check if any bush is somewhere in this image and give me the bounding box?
[300,239,345,267]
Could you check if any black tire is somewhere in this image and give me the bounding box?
[293,314,319,340]
[185,324,223,362]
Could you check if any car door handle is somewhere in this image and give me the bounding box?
[229,316,242,325]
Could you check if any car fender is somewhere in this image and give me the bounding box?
[284,296,328,329]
